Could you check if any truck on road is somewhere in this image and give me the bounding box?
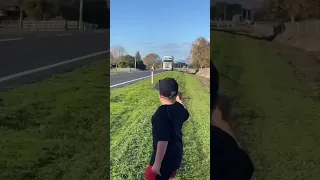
[163,55,174,71]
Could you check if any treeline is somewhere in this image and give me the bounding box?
[255,0,320,22]
[3,0,109,28]
[211,0,320,22]
[110,36,209,70]
[110,48,147,70]
[110,47,187,70]
[211,2,252,21]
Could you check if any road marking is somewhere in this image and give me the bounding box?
[94,30,106,34]
[0,38,23,42]
[0,50,109,83]
[110,72,166,88]
[56,33,72,36]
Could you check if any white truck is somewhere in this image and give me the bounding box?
[163,55,174,71]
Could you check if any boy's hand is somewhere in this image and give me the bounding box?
[176,92,183,104]
[151,164,161,176]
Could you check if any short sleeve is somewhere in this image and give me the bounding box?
[153,112,171,141]
[211,125,254,180]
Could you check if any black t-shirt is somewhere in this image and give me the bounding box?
[150,102,189,170]
[211,125,254,180]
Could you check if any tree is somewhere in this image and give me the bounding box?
[110,52,115,66]
[154,59,162,69]
[256,0,319,22]
[187,37,210,69]
[137,61,146,70]
[25,0,59,20]
[110,45,127,68]
[11,0,28,30]
[143,53,161,69]
[135,51,142,61]
[122,55,135,68]
[134,50,146,69]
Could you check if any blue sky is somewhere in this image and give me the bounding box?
[110,0,210,62]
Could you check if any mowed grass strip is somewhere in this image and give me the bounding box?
[110,71,210,180]
[212,31,320,180]
[0,60,109,180]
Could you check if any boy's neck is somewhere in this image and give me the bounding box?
[161,99,176,105]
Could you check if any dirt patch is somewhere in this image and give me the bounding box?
[196,75,210,91]
[274,42,320,99]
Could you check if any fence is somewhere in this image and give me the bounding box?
[211,20,254,33]
[283,20,320,37]
[211,20,277,38]
[110,68,137,72]
[275,20,320,52]
[0,20,98,32]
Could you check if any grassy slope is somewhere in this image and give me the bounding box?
[212,31,320,179]
[0,60,109,180]
[110,72,210,180]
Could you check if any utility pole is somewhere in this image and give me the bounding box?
[135,52,137,70]
[241,6,243,21]
[251,9,254,22]
[246,9,249,20]
[224,2,227,20]
[79,0,83,30]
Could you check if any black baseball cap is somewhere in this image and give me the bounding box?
[154,78,179,98]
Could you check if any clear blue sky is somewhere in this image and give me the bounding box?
[110,0,210,62]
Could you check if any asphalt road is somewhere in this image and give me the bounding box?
[0,29,109,91]
[110,70,166,90]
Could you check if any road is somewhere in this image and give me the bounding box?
[110,70,166,90]
[0,30,109,91]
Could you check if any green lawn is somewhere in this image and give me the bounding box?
[0,60,109,180]
[212,31,320,179]
[110,71,210,180]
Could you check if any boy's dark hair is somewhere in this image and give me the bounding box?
[163,91,177,101]
[155,78,180,102]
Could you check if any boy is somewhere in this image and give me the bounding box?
[211,62,254,180]
[145,78,190,180]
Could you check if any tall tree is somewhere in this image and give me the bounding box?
[187,37,210,69]
[11,0,27,30]
[143,53,161,69]
[135,51,142,61]
[122,55,135,68]
[110,45,126,68]
[110,52,115,66]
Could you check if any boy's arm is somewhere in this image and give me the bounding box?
[176,92,190,121]
[176,92,184,105]
[154,141,168,167]
[153,114,171,169]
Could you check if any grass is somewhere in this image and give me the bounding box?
[0,60,109,180]
[212,31,320,180]
[110,71,210,180]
